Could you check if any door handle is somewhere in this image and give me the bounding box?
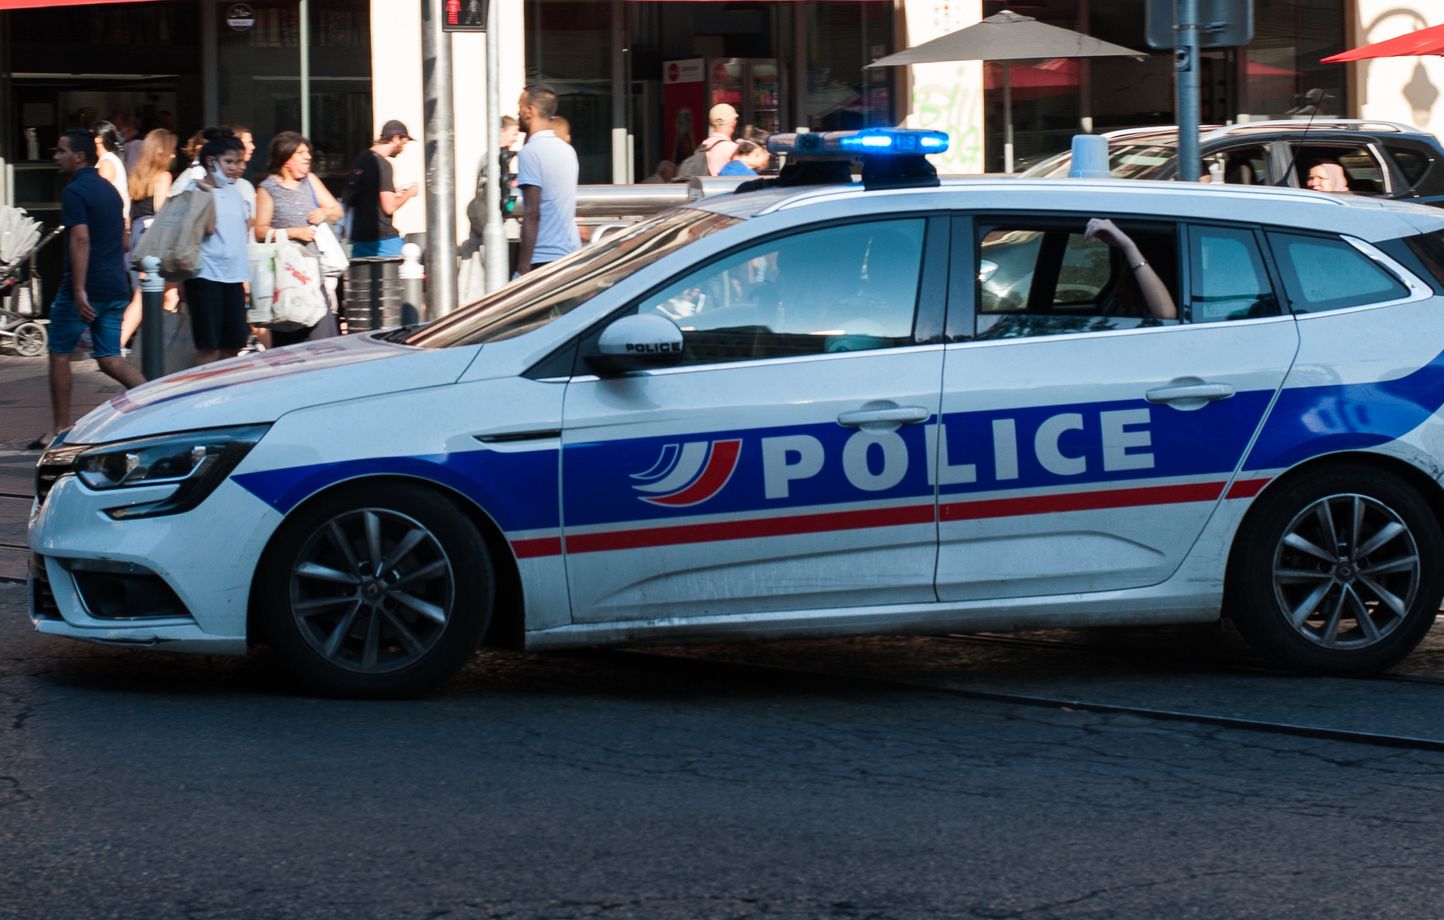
[837,406,931,428]
[1145,382,1235,410]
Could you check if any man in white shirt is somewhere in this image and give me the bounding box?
[515,84,581,274]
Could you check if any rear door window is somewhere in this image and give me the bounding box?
[1386,144,1433,187]
[974,218,1179,338]
[1267,231,1409,313]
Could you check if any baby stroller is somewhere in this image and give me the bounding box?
[0,206,61,358]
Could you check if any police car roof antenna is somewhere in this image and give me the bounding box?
[1277,88,1331,189]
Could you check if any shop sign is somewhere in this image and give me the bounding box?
[225,2,256,32]
[664,59,705,85]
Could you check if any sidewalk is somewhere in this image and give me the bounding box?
[0,353,121,580]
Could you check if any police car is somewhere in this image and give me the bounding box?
[28,128,1444,697]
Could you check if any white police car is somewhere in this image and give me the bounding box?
[29,129,1444,696]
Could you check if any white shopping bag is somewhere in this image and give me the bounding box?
[247,229,281,325]
[271,238,328,331]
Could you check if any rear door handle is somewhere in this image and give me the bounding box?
[1145,382,1235,409]
[837,406,931,429]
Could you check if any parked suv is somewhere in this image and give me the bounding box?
[1023,120,1444,207]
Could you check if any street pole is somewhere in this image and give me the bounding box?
[1175,0,1201,182]
[299,0,311,139]
[422,0,458,316]
[482,0,508,292]
[139,255,163,380]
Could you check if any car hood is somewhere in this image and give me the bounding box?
[67,334,476,444]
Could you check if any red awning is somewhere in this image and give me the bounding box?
[1322,23,1444,63]
[0,0,160,8]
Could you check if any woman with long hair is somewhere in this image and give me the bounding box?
[255,131,343,345]
[92,119,129,221]
[120,129,178,347]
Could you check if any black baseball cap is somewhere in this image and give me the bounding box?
[380,119,414,140]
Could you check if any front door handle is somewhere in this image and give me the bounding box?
[1145,382,1235,411]
[837,406,931,429]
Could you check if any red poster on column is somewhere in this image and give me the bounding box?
[663,59,708,167]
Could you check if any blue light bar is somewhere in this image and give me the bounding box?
[767,128,950,158]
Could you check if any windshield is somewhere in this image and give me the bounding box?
[1024,139,1179,180]
[393,208,741,348]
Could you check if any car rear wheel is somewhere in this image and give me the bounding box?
[1228,468,1443,675]
[259,483,493,697]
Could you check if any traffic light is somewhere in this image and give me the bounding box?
[443,0,489,32]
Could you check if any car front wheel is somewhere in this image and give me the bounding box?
[1228,468,1443,675]
[258,483,493,697]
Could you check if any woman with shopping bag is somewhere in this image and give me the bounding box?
[255,131,344,346]
[185,127,252,366]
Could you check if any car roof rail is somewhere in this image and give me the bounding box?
[1208,118,1421,139]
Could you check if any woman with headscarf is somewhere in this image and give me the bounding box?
[1306,159,1351,193]
[255,131,343,345]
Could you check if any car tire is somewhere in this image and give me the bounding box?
[1227,467,1443,675]
[258,483,494,698]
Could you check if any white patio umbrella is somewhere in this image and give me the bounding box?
[868,10,1146,173]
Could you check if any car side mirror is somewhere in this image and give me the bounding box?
[584,314,685,375]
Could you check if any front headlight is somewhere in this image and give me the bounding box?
[45,424,270,520]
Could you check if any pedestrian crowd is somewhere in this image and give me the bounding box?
[32,114,422,449]
[35,85,687,448]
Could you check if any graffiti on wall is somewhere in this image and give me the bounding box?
[908,63,984,174]
[903,0,984,175]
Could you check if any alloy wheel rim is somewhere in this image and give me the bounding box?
[1271,492,1420,650]
[289,508,455,673]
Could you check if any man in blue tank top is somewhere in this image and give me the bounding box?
[32,129,146,450]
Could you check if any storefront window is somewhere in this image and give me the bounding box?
[526,0,613,183]
[806,2,896,131]
[978,0,1347,172]
[6,1,201,164]
[526,1,895,183]
[219,0,371,189]
[1244,1,1347,120]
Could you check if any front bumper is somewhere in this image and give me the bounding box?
[26,474,281,654]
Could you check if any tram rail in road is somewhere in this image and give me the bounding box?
[626,623,1444,755]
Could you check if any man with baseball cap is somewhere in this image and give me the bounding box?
[704,103,740,177]
[346,119,418,257]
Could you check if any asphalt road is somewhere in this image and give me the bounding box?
[5,584,1444,919]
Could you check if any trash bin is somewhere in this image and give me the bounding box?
[344,256,404,332]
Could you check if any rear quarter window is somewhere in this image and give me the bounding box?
[1388,146,1432,185]
[1267,231,1409,313]
[1404,230,1444,287]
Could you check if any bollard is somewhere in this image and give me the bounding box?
[400,242,425,325]
[139,255,164,380]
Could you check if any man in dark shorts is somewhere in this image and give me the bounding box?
[347,119,418,257]
[33,128,146,450]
